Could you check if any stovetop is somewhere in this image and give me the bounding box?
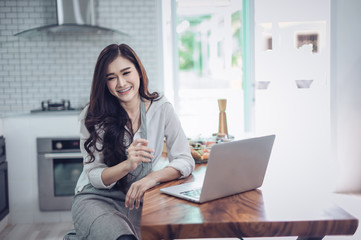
[30,100,83,114]
[30,108,82,113]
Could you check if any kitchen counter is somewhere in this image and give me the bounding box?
[29,110,82,116]
[1,110,82,118]
[3,113,81,224]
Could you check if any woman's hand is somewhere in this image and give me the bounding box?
[100,138,154,187]
[125,167,182,210]
[125,176,157,210]
[126,138,154,171]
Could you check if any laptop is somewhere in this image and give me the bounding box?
[160,134,275,203]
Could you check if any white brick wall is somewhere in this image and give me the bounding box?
[0,0,162,114]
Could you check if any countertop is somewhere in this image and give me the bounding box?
[1,110,82,118]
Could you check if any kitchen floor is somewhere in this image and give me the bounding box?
[0,221,73,240]
[0,193,360,240]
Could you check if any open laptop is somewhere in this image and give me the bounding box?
[160,134,275,203]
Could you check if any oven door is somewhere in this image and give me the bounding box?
[38,152,83,211]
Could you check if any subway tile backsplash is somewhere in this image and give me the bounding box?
[0,0,161,114]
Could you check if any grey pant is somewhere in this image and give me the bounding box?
[70,184,142,240]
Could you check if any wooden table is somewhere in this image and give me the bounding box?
[141,163,358,239]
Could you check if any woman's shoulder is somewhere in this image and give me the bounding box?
[149,96,173,111]
[146,96,173,118]
[153,95,169,104]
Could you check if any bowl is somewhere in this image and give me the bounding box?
[189,140,215,163]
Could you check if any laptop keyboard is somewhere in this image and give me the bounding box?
[180,188,202,199]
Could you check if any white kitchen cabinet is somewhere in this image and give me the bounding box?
[3,113,80,224]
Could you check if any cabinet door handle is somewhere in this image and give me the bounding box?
[44,152,83,159]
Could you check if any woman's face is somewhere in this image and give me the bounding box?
[106,55,140,105]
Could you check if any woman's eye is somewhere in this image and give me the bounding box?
[123,71,130,76]
[107,77,115,81]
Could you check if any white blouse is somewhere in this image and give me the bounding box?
[75,96,195,193]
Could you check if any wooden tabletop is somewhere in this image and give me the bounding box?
[141,163,358,240]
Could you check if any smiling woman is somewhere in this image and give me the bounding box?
[106,58,141,107]
[65,43,195,240]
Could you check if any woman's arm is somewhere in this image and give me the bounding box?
[79,109,118,190]
[163,102,195,177]
[101,138,154,186]
[125,166,181,209]
[125,101,195,209]
[80,108,154,189]
[121,98,196,209]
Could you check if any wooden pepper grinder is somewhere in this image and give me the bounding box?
[217,99,228,137]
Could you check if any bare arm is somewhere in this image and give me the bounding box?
[146,165,181,183]
[101,138,154,186]
[101,137,181,210]
[101,161,132,186]
[125,166,181,210]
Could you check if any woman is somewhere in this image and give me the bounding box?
[70,44,195,240]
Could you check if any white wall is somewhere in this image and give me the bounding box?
[0,0,162,114]
[254,0,333,192]
[254,0,361,193]
[331,0,361,193]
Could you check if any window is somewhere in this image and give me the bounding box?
[163,0,245,139]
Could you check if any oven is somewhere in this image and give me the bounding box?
[37,137,83,211]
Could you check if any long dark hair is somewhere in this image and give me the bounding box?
[84,43,159,167]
